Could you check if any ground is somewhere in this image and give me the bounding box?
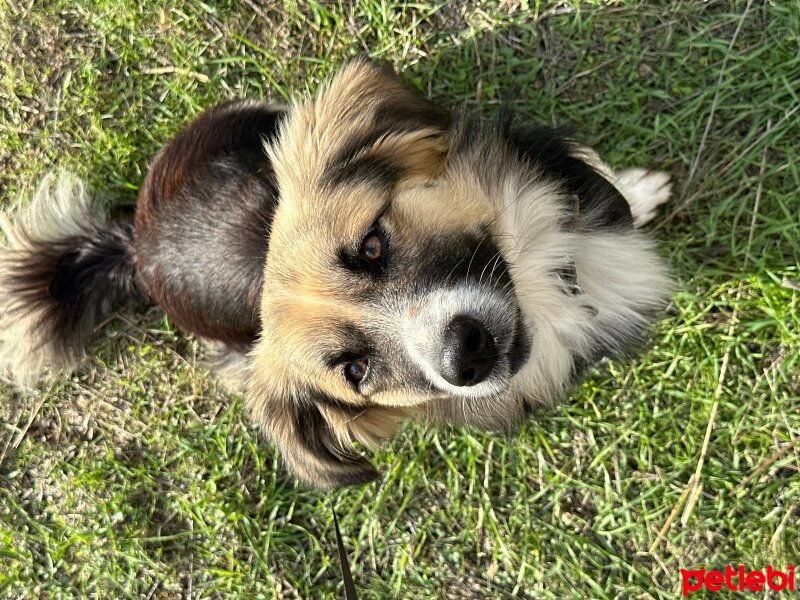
[0,1,798,598]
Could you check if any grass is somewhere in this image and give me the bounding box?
[1,0,798,597]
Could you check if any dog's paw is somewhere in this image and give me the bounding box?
[615,168,672,228]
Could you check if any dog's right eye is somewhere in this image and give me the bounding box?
[340,224,388,275]
[338,215,390,275]
[344,358,369,384]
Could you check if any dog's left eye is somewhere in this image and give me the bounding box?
[359,231,383,262]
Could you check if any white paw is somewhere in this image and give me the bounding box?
[614,168,672,228]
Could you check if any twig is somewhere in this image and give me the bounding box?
[770,504,796,553]
[241,0,270,22]
[537,3,581,21]
[0,395,47,465]
[731,439,800,496]
[648,474,697,554]
[142,66,209,83]
[654,0,754,228]
[680,0,753,198]
[553,58,617,97]
[649,100,767,554]
[781,277,800,292]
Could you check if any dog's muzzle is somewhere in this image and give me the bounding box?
[401,285,529,398]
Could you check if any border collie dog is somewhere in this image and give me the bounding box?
[0,60,672,488]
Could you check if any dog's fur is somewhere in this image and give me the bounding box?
[0,61,672,488]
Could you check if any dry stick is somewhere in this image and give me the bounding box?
[649,475,698,554]
[781,277,800,292]
[141,66,209,83]
[770,504,796,553]
[680,353,726,526]
[679,115,773,525]
[0,394,47,465]
[648,259,734,552]
[732,439,800,496]
[648,114,770,553]
[654,0,754,230]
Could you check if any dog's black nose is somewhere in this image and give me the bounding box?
[440,315,498,386]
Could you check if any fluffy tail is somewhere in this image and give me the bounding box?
[0,172,145,387]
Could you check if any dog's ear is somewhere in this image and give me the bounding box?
[269,59,452,190]
[247,384,406,489]
[501,121,634,229]
[310,58,451,136]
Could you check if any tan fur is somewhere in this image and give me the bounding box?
[202,340,251,395]
[266,62,448,202]
[248,62,462,486]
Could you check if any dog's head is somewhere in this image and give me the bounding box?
[248,61,535,488]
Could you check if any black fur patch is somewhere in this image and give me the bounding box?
[135,101,285,346]
[453,112,634,229]
[323,324,374,370]
[324,153,401,190]
[501,118,633,229]
[312,387,375,415]
[508,309,532,376]
[5,210,143,358]
[292,400,378,486]
[408,230,511,293]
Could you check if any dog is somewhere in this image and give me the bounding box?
[0,60,672,488]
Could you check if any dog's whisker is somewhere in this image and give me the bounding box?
[442,257,466,288]
[487,252,504,285]
[465,233,489,282]
[478,250,503,287]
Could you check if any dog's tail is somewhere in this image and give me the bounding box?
[0,172,145,387]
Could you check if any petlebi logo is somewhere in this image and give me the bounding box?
[681,565,797,596]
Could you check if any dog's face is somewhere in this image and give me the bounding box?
[248,62,532,487]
